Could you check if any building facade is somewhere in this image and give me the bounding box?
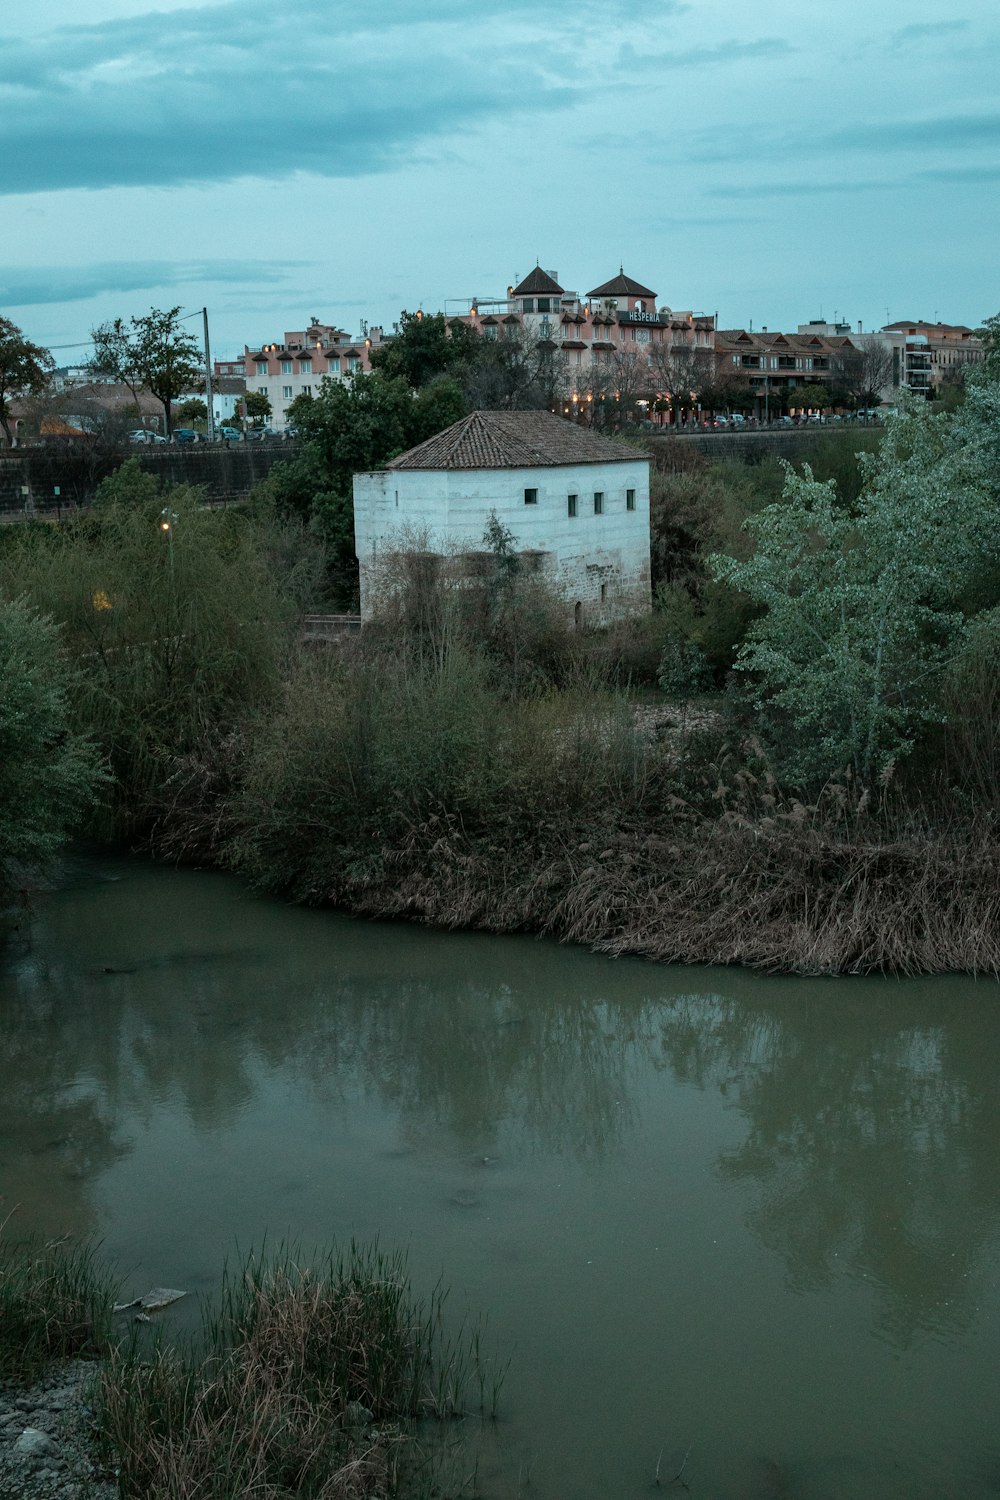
[451,267,716,421]
[242,317,387,431]
[353,409,651,625]
[878,321,984,398]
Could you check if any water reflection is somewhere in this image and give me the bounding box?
[3,853,1000,1497]
[652,988,1000,1348]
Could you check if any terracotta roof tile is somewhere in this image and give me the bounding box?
[385,410,646,471]
[587,270,657,299]
[510,266,564,296]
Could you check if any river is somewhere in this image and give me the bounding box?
[2,849,999,1498]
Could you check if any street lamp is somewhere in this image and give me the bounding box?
[160,509,177,580]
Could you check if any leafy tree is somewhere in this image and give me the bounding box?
[710,394,1000,786]
[244,390,272,428]
[370,311,479,388]
[410,377,467,445]
[0,594,104,908]
[0,317,54,448]
[288,371,412,495]
[176,398,207,425]
[792,381,831,412]
[975,312,1000,376]
[89,307,202,439]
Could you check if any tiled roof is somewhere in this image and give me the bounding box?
[587,270,657,299]
[511,266,564,296]
[385,410,646,471]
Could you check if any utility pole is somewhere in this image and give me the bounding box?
[203,307,216,442]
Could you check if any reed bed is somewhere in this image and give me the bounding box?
[0,1228,117,1383]
[327,794,1000,977]
[95,1241,496,1500]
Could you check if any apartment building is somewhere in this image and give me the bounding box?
[879,320,983,397]
[243,317,387,430]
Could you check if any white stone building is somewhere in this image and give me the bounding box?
[353,410,651,625]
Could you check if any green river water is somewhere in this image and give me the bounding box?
[2,849,1000,1498]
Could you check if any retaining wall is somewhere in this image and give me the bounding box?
[0,442,300,517]
[649,426,879,469]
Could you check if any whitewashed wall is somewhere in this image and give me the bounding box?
[353,458,651,623]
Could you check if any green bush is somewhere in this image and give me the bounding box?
[0,478,294,835]
[0,593,105,905]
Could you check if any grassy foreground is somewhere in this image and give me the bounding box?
[1,1231,498,1498]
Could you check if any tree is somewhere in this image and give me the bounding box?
[461,323,568,411]
[0,594,104,907]
[585,347,649,427]
[0,317,54,447]
[792,381,832,413]
[370,311,479,388]
[176,398,207,425]
[710,391,1000,786]
[244,390,272,428]
[646,343,713,422]
[832,335,894,410]
[90,307,202,439]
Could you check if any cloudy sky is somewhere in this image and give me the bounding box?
[3,0,998,361]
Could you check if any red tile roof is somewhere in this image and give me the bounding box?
[587,271,657,299]
[385,410,646,471]
[511,266,564,297]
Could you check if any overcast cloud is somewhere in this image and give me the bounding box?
[2,0,997,355]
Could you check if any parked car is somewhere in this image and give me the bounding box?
[218,426,243,441]
[729,412,747,425]
[172,428,201,444]
[129,429,167,444]
[245,426,277,442]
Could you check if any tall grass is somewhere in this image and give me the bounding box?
[96,1241,496,1500]
[0,1228,117,1383]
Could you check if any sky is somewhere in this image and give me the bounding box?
[2,0,998,362]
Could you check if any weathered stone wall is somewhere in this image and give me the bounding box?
[354,457,651,626]
[0,443,300,517]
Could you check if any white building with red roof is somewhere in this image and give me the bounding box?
[353,409,651,625]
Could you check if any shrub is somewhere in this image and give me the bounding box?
[0,593,105,906]
[0,488,294,835]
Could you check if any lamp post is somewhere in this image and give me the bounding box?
[160,509,177,581]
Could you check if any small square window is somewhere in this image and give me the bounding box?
[626,489,636,511]
[524,487,538,505]
[593,491,604,515]
[282,385,293,400]
[567,494,578,518]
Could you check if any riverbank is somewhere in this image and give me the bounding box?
[0,1234,494,1500]
[263,797,1000,977]
[175,653,999,977]
[0,1361,115,1500]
